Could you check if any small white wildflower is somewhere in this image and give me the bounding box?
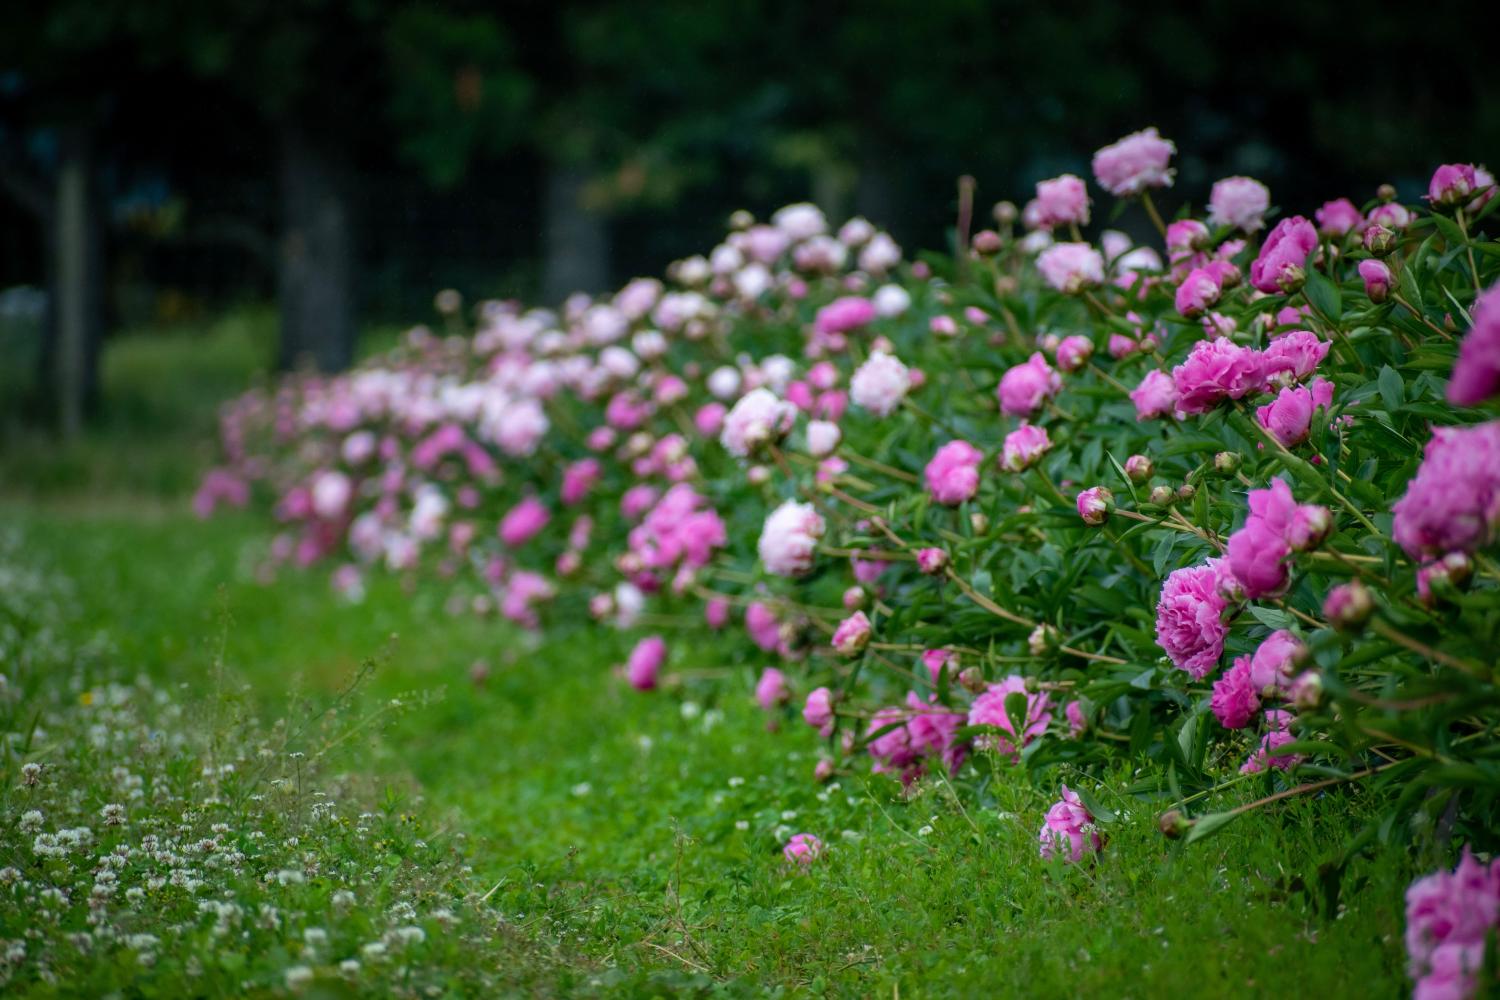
[275,869,305,886]
[570,782,592,797]
[19,810,43,834]
[734,820,749,832]
[332,889,356,909]
[780,810,798,821]
[361,941,387,959]
[727,776,745,788]
[393,925,425,946]
[917,825,934,837]
[304,927,329,950]
[679,701,702,720]
[339,959,360,976]
[100,803,126,826]
[20,762,41,786]
[285,965,314,989]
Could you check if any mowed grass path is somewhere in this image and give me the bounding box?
[1,319,1413,996]
[4,505,1412,997]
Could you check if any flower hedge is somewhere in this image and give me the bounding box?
[202,134,1500,997]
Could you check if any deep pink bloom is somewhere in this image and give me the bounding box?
[746,601,781,651]
[193,469,249,519]
[499,496,551,548]
[866,705,923,784]
[1315,198,1363,237]
[1065,700,1087,737]
[904,691,968,775]
[921,648,954,684]
[1055,334,1094,373]
[803,687,835,737]
[1000,424,1051,472]
[916,547,950,575]
[1255,377,1334,447]
[1405,850,1500,1000]
[1155,561,1230,678]
[1261,330,1330,388]
[1227,479,1328,597]
[1038,785,1102,863]
[1358,259,1393,303]
[1130,369,1179,421]
[1175,265,1223,318]
[1208,176,1271,232]
[628,484,727,572]
[1448,283,1500,405]
[925,440,983,505]
[832,610,872,655]
[561,458,602,506]
[1240,720,1302,774]
[620,484,660,520]
[967,675,1053,758]
[1165,219,1210,262]
[814,296,876,337]
[1211,656,1260,729]
[1249,216,1318,293]
[783,833,824,865]
[694,402,727,438]
[1172,338,1264,414]
[626,636,666,690]
[1392,421,1500,558]
[997,352,1061,417]
[704,597,730,629]
[755,667,790,710]
[1428,163,1479,207]
[1092,127,1175,197]
[1249,629,1305,691]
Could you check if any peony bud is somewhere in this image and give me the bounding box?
[842,586,867,611]
[1076,486,1113,526]
[1149,485,1176,506]
[973,229,1003,255]
[729,209,754,230]
[959,666,987,693]
[1158,810,1193,839]
[1288,504,1333,551]
[1358,259,1392,304]
[1276,263,1306,295]
[832,610,872,655]
[1290,670,1324,711]
[916,547,950,575]
[992,201,1018,226]
[805,420,842,458]
[1213,451,1241,475]
[1376,183,1397,203]
[747,465,771,485]
[814,758,836,782]
[970,512,990,535]
[1124,454,1154,483]
[1028,623,1060,657]
[1323,580,1372,630]
[1176,483,1196,503]
[1363,224,1396,257]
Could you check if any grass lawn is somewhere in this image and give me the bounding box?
[0,319,1416,997]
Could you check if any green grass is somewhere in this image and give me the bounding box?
[0,320,1419,997]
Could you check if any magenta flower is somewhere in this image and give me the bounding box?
[1208,176,1271,232]
[1171,338,1264,414]
[1076,486,1112,526]
[1130,369,1179,421]
[1248,629,1306,691]
[1358,259,1393,304]
[1000,424,1052,472]
[783,833,824,865]
[626,635,666,690]
[1260,330,1330,388]
[925,440,983,505]
[1175,265,1224,319]
[1038,785,1102,863]
[904,691,968,775]
[561,458,602,506]
[1255,377,1334,447]
[1211,657,1260,729]
[1315,198,1363,237]
[832,610,872,656]
[1391,421,1500,559]
[755,667,790,710]
[1405,851,1500,1000]
[499,496,551,548]
[1448,283,1500,406]
[1155,560,1230,678]
[1055,334,1094,373]
[997,352,1061,417]
[967,675,1053,759]
[1249,216,1318,293]
[1091,127,1176,197]
[745,601,781,651]
[1427,163,1479,208]
[814,296,876,337]
[803,687,835,737]
[916,547,950,575]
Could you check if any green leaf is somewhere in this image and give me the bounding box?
[1430,212,1467,248]
[1303,269,1342,323]
[1185,809,1240,844]
[1068,783,1118,825]
[1246,605,1296,631]
[1377,365,1404,413]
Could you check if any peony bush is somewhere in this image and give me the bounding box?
[200,133,1500,996]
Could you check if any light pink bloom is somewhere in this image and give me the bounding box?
[832,610,872,656]
[1255,377,1334,447]
[1000,424,1051,472]
[1155,560,1230,677]
[1038,785,1102,863]
[1211,656,1260,729]
[1091,127,1176,197]
[746,601,781,651]
[1034,174,1091,227]
[924,440,983,505]
[1208,176,1271,232]
[705,597,730,629]
[1428,163,1479,207]
[1249,629,1306,691]
[1036,242,1105,293]
[814,296,876,338]
[499,496,551,548]
[805,419,842,458]
[849,350,911,417]
[755,667,790,710]
[803,686,835,737]
[1405,850,1500,1000]
[758,500,826,577]
[997,352,1062,417]
[1261,330,1330,387]
[1315,198,1363,237]
[967,675,1053,759]
[1130,369,1179,421]
[1055,335,1094,373]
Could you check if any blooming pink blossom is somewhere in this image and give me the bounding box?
[967,675,1053,758]
[1175,265,1224,318]
[783,833,824,865]
[499,496,550,548]
[1359,259,1393,303]
[1166,219,1210,262]
[849,350,911,417]
[832,610,872,656]
[1036,242,1105,293]
[1091,127,1175,197]
[904,691,968,775]
[1172,338,1264,414]
[746,601,781,651]
[720,388,796,457]
[997,352,1062,417]
[1038,785,1102,863]
[1261,330,1330,387]
[1065,700,1087,737]
[1130,369,1179,421]
[561,458,601,506]
[1239,711,1301,774]
[866,705,922,783]
[803,687,835,737]
[1156,560,1230,678]
[814,296,876,339]
[1255,377,1334,447]
[1055,335,1093,373]
[1367,201,1413,231]
[758,500,826,577]
[1248,629,1305,691]
[1211,656,1260,729]
[1227,479,1329,598]
[1315,198,1363,237]
[1428,163,1479,207]
[1448,283,1500,406]
[925,440,983,505]
[1000,424,1051,472]
[1076,486,1111,525]
[755,667,790,710]
[1249,216,1318,293]
[1034,174,1091,227]
[1405,851,1500,1000]
[626,635,666,690]
[921,648,954,683]
[1391,421,1500,558]
[705,597,730,629]
[1208,176,1271,232]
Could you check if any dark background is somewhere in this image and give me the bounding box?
[1,0,1495,430]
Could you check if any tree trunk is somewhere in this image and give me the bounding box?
[277,127,355,372]
[50,125,103,438]
[541,162,608,305]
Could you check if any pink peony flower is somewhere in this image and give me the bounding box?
[1038,785,1102,863]
[1315,198,1364,237]
[849,350,911,417]
[1367,201,1414,231]
[998,352,1062,417]
[805,419,842,458]
[626,635,666,690]
[1248,629,1306,691]
[1076,486,1112,525]
[1358,258,1393,304]
[921,648,954,683]
[561,458,602,506]
[1091,127,1176,197]
[783,833,824,865]
[1428,163,1478,207]
[746,601,782,651]
[720,388,797,457]
[814,296,877,337]
[1000,424,1052,472]
[1211,656,1260,729]
[1172,338,1264,414]
[866,705,923,783]
[1130,369,1179,421]
[705,597,730,629]
[1240,721,1301,774]
[1065,700,1087,737]
[904,691,968,775]
[1036,242,1105,293]
[499,496,551,548]
[1249,216,1318,293]
[1156,561,1230,678]
[803,687,835,737]
[916,547,949,575]
[1166,219,1210,261]
[1405,850,1500,1000]
[1208,176,1271,232]
[620,484,660,521]
[1034,174,1091,227]
[967,675,1053,758]
[1175,265,1224,318]
[1391,421,1500,558]
[1260,330,1330,388]
[832,610,872,656]
[1448,283,1500,406]
[758,500,826,577]
[1255,377,1334,447]
[755,667,790,710]
[1055,335,1094,373]
[1227,478,1328,597]
[925,440,984,505]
